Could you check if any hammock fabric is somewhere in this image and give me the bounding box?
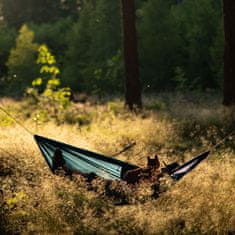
[34,135,210,181]
[34,135,138,180]
[170,150,210,180]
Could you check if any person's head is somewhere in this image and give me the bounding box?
[147,155,160,169]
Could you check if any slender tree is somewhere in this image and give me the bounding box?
[121,0,142,110]
[223,0,235,105]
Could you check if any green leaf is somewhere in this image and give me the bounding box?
[32,77,43,86]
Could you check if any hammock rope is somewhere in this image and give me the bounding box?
[0,105,33,136]
[0,105,136,157]
[0,104,234,152]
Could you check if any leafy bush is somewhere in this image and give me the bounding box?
[26,44,71,122]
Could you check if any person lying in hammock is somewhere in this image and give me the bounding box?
[52,148,97,182]
[52,148,168,184]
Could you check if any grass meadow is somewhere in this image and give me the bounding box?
[0,93,235,234]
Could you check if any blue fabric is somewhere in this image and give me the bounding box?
[34,135,138,180]
[170,151,210,180]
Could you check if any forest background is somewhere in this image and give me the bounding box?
[0,0,223,97]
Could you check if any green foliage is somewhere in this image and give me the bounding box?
[31,17,74,60]
[27,44,71,121]
[89,0,121,62]
[173,66,187,91]
[138,0,181,90]
[172,0,222,89]
[62,1,94,90]
[138,0,223,91]
[0,0,225,96]
[0,26,16,80]
[92,51,123,95]
[63,0,122,93]
[6,24,39,95]
[210,21,224,89]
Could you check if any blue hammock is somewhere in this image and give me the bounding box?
[34,135,210,181]
[34,135,138,180]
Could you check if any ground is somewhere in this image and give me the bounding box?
[0,93,235,234]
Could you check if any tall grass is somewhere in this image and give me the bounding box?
[0,94,234,234]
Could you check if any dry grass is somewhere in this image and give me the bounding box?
[0,94,235,234]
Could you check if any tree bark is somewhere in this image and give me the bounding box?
[223,0,235,106]
[121,0,142,110]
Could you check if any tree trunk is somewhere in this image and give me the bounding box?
[121,0,142,110]
[223,0,235,106]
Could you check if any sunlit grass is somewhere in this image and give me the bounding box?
[0,94,234,234]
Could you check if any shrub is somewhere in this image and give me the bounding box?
[26,44,71,123]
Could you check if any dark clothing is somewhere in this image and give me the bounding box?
[52,152,66,171]
[52,148,67,173]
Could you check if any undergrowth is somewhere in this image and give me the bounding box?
[0,93,234,234]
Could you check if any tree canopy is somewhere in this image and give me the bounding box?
[0,0,225,97]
